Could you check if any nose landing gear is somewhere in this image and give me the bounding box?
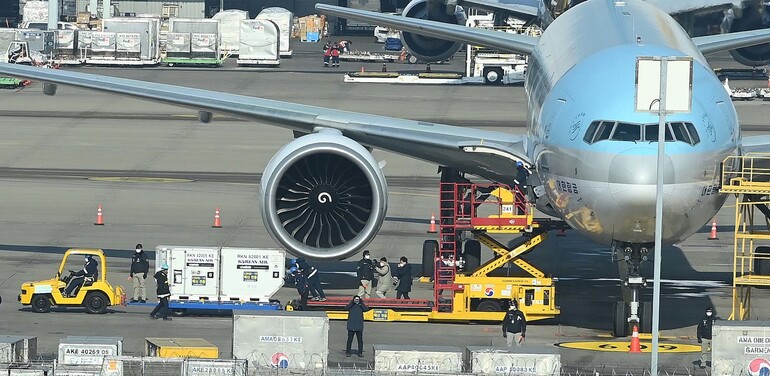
[612,242,653,337]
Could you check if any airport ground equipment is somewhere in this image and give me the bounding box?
[718,154,770,320]
[290,177,561,323]
[18,249,126,314]
[150,246,284,315]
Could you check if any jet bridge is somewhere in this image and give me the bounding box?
[719,154,770,320]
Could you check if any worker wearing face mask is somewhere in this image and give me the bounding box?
[356,250,375,298]
[375,257,392,299]
[129,243,150,303]
[696,306,718,369]
[502,300,526,349]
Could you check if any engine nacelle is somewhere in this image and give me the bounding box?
[401,0,466,63]
[260,131,388,260]
[729,3,770,66]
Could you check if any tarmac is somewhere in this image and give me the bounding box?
[0,37,768,374]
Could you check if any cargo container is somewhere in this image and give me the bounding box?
[58,336,122,366]
[190,33,217,59]
[52,29,81,64]
[465,346,561,375]
[0,335,37,364]
[145,338,218,359]
[152,246,284,313]
[102,17,161,65]
[186,359,247,376]
[374,345,463,374]
[89,31,116,60]
[212,9,248,54]
[165,32,190,58]
[163,18,221,66]
[15,29,54,54]
[237,19,280,66]
[713,320,770,376]
[256,7,293,57]
[232,312,328,370]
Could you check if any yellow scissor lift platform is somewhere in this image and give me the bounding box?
[309,182,560,323]
[720,154,770,320]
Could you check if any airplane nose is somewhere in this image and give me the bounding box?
[608,148,675,210]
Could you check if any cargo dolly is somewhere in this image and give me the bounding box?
[289,173,563,323]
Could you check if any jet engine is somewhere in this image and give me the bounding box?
[728,3,770,66]
[401,0,467,62]
[260,130,388,260]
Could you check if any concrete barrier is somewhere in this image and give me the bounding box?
[465,346,561,375]
[0,336,37,364]
[373,345,463,374]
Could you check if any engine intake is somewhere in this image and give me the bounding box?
[729,4,770,66]
[260,131,388,260]
[401,0,466,63]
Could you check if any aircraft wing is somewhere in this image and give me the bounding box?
[741,135,770,154]
[316,4,537,55]
[0,63,528,183]
[693,28,770,55]
[645,0,737,15]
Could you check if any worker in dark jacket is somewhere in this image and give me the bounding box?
[357,250,375,298]
[293,258,326,301]
[129,243,150,303]
[502,300,526,348]
[64,254,98,297]
[345,295,370,357]
[291,267,309,310]
[150,264,172,321]
[394,256,413,299]
[697,306,717,368]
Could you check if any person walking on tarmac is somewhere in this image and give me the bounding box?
[345,295,370,357]
[322,40,332,67]
[697,306,718,368]
[394,257,413,299]
[357,250,375,298]
[150,264,172,321]
[375,257,392,299]
[502,300,526,349]
[129,243,150,303]
[293,258,326,301]
[64,254,98,297]
[331,43,341,67]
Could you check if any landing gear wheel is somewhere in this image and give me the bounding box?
[463,240,481,273]
[612,301,629,337]
[84,292,109,314]
[639,301,653,333]
[483,67,504,85]
[31,295,51,313]
[476,300,502,312]
[422,240,438,277]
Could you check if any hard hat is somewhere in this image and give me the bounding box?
[161,264,169,270]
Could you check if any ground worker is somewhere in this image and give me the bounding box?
[64,254,98,297]
[331,43,341,68]
[345,295,370,357]
[356,250,375,298]
[394,256,413,299]
[150,264,171,321]
[502,300,526,348]
[129,243,150,303]
[322,40,331,67]
[291,266,309,310]
[375,257,392,299]
[697,306,718,368]
[293,258,325,301]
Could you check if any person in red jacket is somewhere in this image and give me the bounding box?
[322,41,331,67]
[331,43,341,67]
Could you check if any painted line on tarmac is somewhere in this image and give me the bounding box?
[556,341,700,353]
[89,177,192,183]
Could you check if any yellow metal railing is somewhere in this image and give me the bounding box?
[721,153,770,192]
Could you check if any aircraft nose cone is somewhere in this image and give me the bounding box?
[608,148,675,210]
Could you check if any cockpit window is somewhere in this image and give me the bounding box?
[583,120,700,146]
[610,123,641,141]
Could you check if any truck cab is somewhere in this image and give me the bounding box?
[18,249,125,314]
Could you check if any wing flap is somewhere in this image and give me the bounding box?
[316,4,537,55]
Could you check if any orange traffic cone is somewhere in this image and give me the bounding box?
[212,207,222,228]
[94,204,104,226]
[427,213,437,233]
[628,325,642,353]
[708,219,719,240]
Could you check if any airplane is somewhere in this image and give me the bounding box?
[2,0,770,337]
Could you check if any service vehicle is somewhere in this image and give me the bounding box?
[18,249,125,314]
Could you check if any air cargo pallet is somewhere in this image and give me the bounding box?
[85,59,159,66]
[162,58,223,67]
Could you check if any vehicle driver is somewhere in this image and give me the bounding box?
[64,254,98,297]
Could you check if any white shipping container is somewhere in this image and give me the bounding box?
[220,248,284,302]
[91,32,116,52]
[713,320,770,376]
[169,18,219,34]
[374,345,464,374]
[103,17,161,61]
[58,337,123,366]
[186,359,247,376]
[158,246,220,300]
[166,33,191,54]
[116,33,141,53]
[191,33,217,53]
[465,347,561,375]
[212,9,248,52]
[238,20,280,63]
[8,369,46,376]
[256,7,292,56]
[0,335,37,364]
[56,29,76,50]
[232,312,328,370]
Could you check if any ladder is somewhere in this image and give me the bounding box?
[435,182,463,312]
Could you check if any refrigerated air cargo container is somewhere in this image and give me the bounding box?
[152,246,284,313]
[712,320,770,376]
